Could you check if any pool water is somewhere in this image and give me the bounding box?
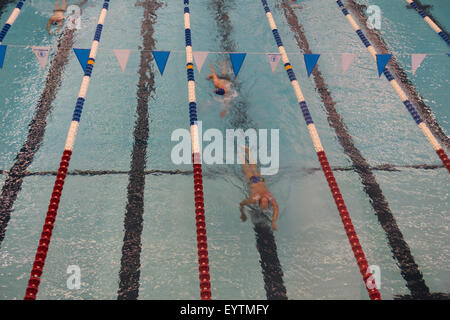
[0,0,448,299]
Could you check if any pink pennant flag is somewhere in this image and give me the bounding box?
[411,54,427,76]
[267,53,282,73]
[113,49,131,73]
[32,46,50,70]
[341,53,356,75]
[193,51,209,73]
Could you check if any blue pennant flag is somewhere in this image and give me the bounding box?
[304,54,320,77]
[73,48,91,72]
[376,54,391,77]
[152,51,171,75]
[0,45,7,69]
[229,53,246,77]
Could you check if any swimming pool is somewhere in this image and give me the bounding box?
[0,0,448,300]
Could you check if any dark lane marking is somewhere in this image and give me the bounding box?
[0,163,444,177]
[117,0,162,300]
[0,0,15,15]
[346,0,449,150]
[209,0,287,300]
[406,0,450,39]
[281,0,431,298]
[0,28,76,247]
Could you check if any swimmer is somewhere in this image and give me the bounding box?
[207,61,233,118]
[239,146,279,231]
[47,0,68,35]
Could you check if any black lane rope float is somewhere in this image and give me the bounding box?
[117,0,163,300]
[24,0,111,300]
[209,0,288,300]
[342,0,450,152]
[0,28,78,247]
[280,0,432,299]
[261,0,381,300]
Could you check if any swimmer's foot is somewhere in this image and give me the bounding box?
[220,110,227,118]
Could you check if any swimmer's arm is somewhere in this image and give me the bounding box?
[46,20,52,34]
[270,199,279,231]
[239,198,253,222]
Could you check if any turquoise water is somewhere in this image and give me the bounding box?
[0,0,448,299]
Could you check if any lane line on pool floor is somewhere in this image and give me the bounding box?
[23,0,111,300]
[117,0,162,300]
[405,0,450,46]
[0,163,445,177]
[0,0,26,44]
[0,24,77,247]
[261,0,381,300]
[280,0,432,299]
[210,0,288,300]
[336,0,450,171]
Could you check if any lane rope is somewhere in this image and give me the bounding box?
[23,0,110,300]
[405,0,450,46]
[260,0,381,300]
[0,0,26,44]
[183,0,212,300]
[336,0,450,173]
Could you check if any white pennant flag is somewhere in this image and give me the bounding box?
[32,46,50,70]
[267,53,281,73]
[411,54,427,76]
[193,51,209,73]
[341,53,356,75]
[113,49,131,73]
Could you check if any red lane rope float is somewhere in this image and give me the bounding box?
[24,0,111,300]
[260,0,381,300]
[184,0,211,300]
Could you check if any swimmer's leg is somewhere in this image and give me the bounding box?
[54,1,60,10]
[62,0,68,10]
[240,147,259,179]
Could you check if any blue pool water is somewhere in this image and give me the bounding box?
[0,0,448,299]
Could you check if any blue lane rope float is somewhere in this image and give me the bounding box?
[260,0,381,300]
[24,0,110,300]
[0,0,26,44]
[335,0,450,172]
[183,0,212,300]
[404,0,450,46]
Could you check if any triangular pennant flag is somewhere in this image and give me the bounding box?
[411,54,427,76]
[229,53,246,77]
[304,54,320,77]
[73,48,91,72]
[376,54,391,76]
[32,46,51,70]
[152,51,170,75]
[0,45,7,69]
[113,49,131,73]
[267,53,281,73]
[341,53,356,75]
[193,51,208,73]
